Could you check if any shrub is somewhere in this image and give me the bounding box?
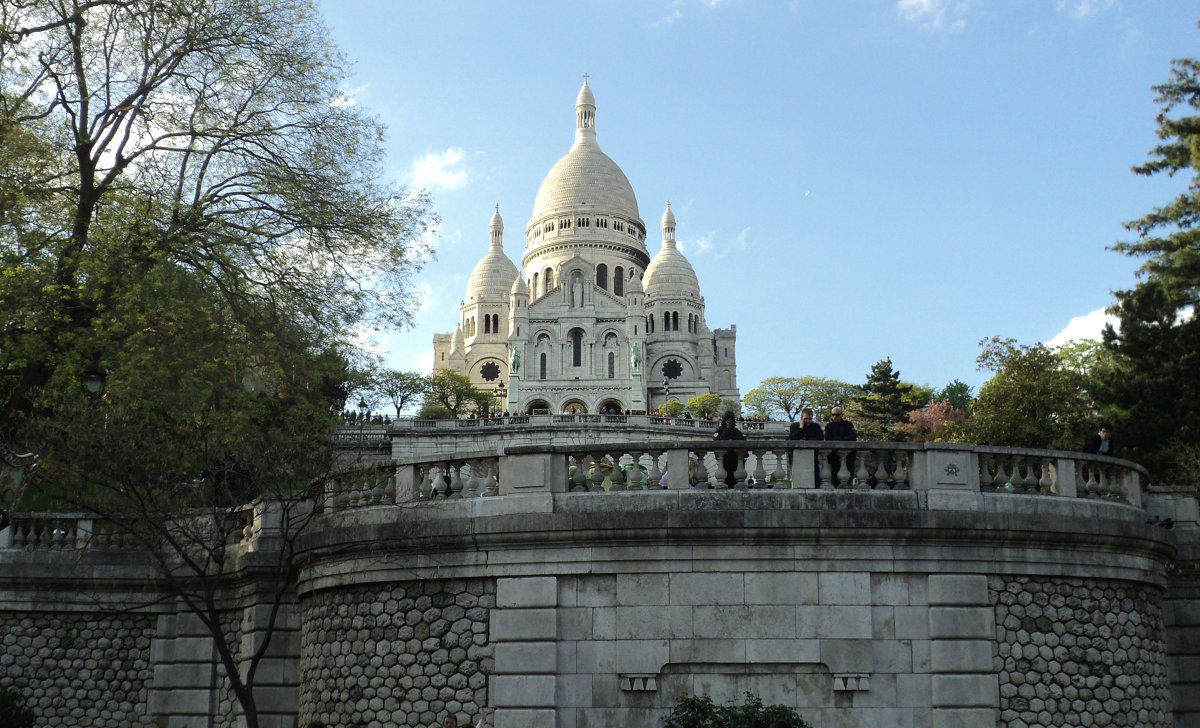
[661,691,812,728]
[0,685,35,728]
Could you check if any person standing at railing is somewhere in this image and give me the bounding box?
[1084,422,1116,457]
[824,406,857,484]
[714,410,746,486]
[788,408,824,441]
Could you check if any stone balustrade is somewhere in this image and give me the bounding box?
[318,440,1148,512]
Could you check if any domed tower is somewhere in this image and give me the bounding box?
[433,207,518,395]
[643,201,738,408]
[523,78,650,302]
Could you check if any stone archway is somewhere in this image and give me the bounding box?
[598,398,624,415]
[561,399,587,415]
[526,399,551,415]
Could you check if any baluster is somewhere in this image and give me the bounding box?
[1099,467,1116,499]
[335,479,350,509]
[385,469,397,503]
[484,460,499,496]
[1084,464,1100,498]
[1038,459,1053,495]
[449,463,464,498]
[771,449,787,488]
[752,449,768,489]
[978,455,994,491]
[462,463,479,498]
[628,451,643,491]
[590,453,606,491]
[13,523,27,549]
[416,466,432,500]
[818,450,833,489]
[873,455,889,490]
[712,449,730,490]
[853,451,870,490]
[610,454,626,491]
[371,474,385,503]
[996,458,1013,492]
[733,447,749,489]
[646,451,663,489]
[692,451,710,489]
[1022,459,1039,493]
[570,455,588,492]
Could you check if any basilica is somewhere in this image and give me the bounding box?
[432,79,738,415]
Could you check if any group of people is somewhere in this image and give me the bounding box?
[785,406,857,442]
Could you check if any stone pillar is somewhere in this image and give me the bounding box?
[238,603,300,728]
[148,611,220,728]
[928,574,998,728]
[491,576,558,728]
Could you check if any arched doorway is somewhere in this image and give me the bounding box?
[598,399,624,415]
[561,400,588,415]
[526,399,551,415]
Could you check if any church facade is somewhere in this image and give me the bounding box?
[432,80,738,414]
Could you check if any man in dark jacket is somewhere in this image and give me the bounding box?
[714,410,745,486]
[788,408,824,440]
[1084,423,1115,457]
[824,406,857,484]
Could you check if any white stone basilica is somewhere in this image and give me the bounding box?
[433,79,738,414]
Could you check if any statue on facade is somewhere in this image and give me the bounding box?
[570,276,582,307]
[630,343,641,373]
[509,345,520,375]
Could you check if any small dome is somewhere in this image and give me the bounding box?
[644,243,701,299]
[510,275,529,297]
[627,272,644,294]
[661,201,675,227]
[465,208,519,301]
[576,79,595,108]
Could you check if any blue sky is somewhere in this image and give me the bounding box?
[317,0,1197,396]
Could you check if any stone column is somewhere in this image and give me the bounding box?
[491,576,558,728]
[928,574,998,728]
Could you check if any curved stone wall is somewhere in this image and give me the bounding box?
[295,489,1177,728]
[991,576,1172,728]
[0,611,154,727]
[298,578,494,727]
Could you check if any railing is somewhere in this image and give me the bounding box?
[2,443,1151,547]
[348,414,785,435]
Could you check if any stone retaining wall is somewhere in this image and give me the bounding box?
[0,611,155,727]
[991,576,1172,728]
[298,578,495,727]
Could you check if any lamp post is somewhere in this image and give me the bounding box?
[493,382,507,416]
[357,397,368,443]
[662,378,671,415]
[82,361,107,400]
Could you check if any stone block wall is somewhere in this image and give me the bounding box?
[990,576,1172,728]
[298,578,495,727]
[0,610,155,726]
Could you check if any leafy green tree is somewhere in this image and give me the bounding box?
[425,371,489,416]
[743,376,858,422]
[686,393,723,419]
[937,379,975,411]
[0,0,434,432]
[659,400,686,418]
[903,381,937,408]
[373,370,430,417]
[962,337,1092,450]
[720,398,742,418]
[661,691,812,728]
[1101,52,1200,479]
[851,358,914,441]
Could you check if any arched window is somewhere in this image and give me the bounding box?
[532,272,539,296]
[543,267,554,297]
[492,314,499,333]
[614,266,624,296]
[608,352,615,378]
[571,330,583,367]
[539,353,547,380]
[484,316,491,334]
[596,264,608,291]
[648,314,655,333]
[672,311,679,331]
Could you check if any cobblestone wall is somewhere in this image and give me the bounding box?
[991,576,1172,728]
[298,578,495,727]
[0,611,155,727]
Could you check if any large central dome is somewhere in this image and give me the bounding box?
[528,80,641,228]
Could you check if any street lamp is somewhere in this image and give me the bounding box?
[493,382,507,415]
[81,362,107,400]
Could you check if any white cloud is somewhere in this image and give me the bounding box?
[735,226,750,251]
[680,231,715,254]
[409,148,469,191]
[896,0,972,31]
[408,348,435,374]
[1046,308,1119,349]
[1056,0,1115,19]
[652,9,682,27]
